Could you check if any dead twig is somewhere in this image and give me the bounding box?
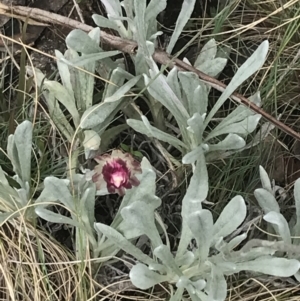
[1,3,300,141]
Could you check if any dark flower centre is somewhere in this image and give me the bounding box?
[102,159,129,188]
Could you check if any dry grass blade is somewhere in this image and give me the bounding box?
[0,218,84,301]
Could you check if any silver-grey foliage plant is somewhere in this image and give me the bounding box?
[0,1,295,301]
[94,158,300,301]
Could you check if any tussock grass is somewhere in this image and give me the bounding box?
[0,218,80,300]
[1,0,300,300]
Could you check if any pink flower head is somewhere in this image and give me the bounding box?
[92,150,142,196]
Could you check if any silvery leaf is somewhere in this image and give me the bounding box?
[207,134,245,152]
[259,165,272,194]
[196,57,227,77]
[95,223,154,265]
[254,188,280,214]
[129,263,169,289]
[81,67,131,129]
[206,114,261,141]
[169,287,185,301]
[263,211,291,244]
[191,83,208,116]
[194,39,217,67]
[204,40,269,126]
[178,71,201,111]
[121,202,162,248]
[145,71,190,126]
[12,120,32,185]
[0,182,22,210]
[166,0,196,54]
[188,210,213,261]
[239,246,277,261]
[294,271,300,282]
[178,148,208,256]
[80,185,96,229]
[192,279,206,291]
[43,80,80,127]
[145,0,166,23]
[100,0,122,16]
[154,244,182,275]
[235,257,300,277]
[92,14,120,31]
[0,166,8,186]
[215,261,237,275]
[64,51,120,67]
[134,0,147,50]
[206,265,227,301]
[35,207,80,228]
[212,196,246,244]
[226,233,247,252]
[55,50,74,101]
[218,121,275,160]
[0,212,19,224]
[187,113,205,145]
[127,117,186,151]
[182,145,204,165]
[175,251,195,267]
[166,67,182,101]
[64,49,85,112]
[66,29,101,54]
[36,177,74,211]
[104,75,141,102]
[213,106,254,133]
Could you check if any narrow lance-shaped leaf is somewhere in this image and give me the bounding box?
[35,207,81,228]
[55,50,75,101]
[80,75,140,129]
[166,0,196,54]
[177,148,208,256]
[178,71,201,111]
[188,210,213,261]
[44,80,80,127]
[207,134,245,152]
[104,75,141,102]
[64,51,120,67]
[92,14,120,31]
[259,165,272,193]
[212,195,246,245]
[264,211,291,244]
[94,223,155,265]
[206,264,227,301]
[134,0,147,52]
[13,120,33,185]
[127,117,186,152]
[254,188,280,214]
[235,256,300,277]
[204,40,269,127]
[145,0,166,23]
[205,114,261,141]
